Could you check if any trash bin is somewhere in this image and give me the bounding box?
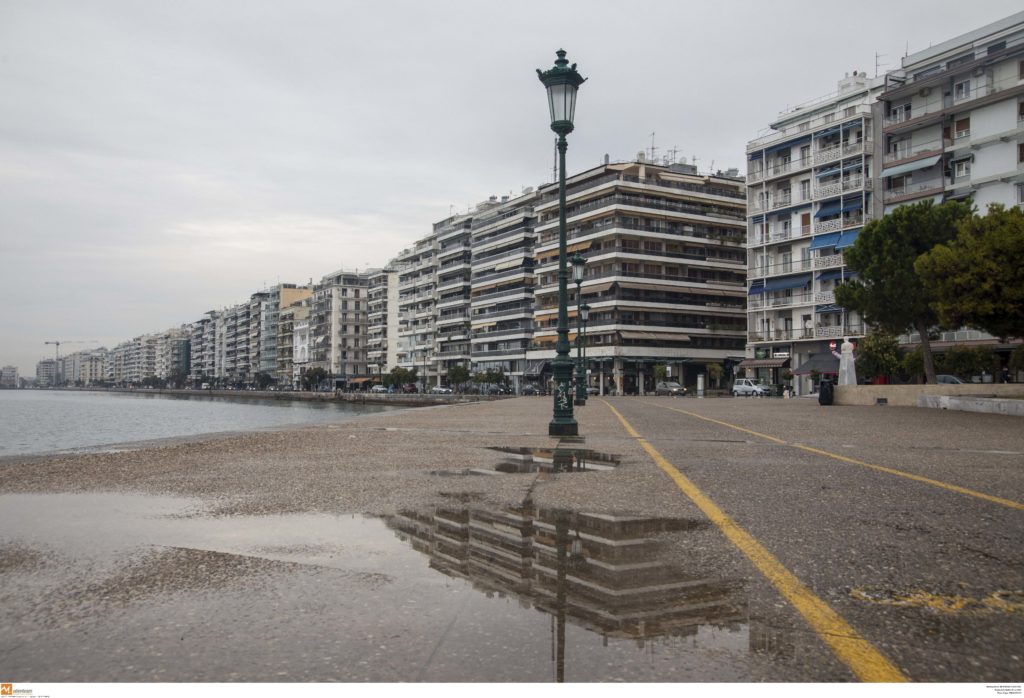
[818,378,834,406]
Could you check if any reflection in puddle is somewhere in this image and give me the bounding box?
[487,446,621,474]
[387,503,745,682]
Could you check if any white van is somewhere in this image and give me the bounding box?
[732,378,770,397]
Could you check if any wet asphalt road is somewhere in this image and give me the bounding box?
[0,395,1021,683]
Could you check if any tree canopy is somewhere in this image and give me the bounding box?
[915,204,1024,341]
[835,199,973,383]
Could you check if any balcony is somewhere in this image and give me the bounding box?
[814,214,867,234]
[882,182,944,204]
[883,141,943,164]
[813,176,867,199]
[747,328,815,342]
[814,254,845,269]
[814,291,836,304]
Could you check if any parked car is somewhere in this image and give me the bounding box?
[370,384,388,393]
[732,378,770,397]
[586,386,599,396]
[521,385,538,396]
[936,374,966,384]
[430,385,453,394]
[655,381,687,396]
[401,383,418,393]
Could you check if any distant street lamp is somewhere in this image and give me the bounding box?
[537,49,586,437]
[571,253,587,406]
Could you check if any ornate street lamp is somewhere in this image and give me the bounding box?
[538,49,586,437]
[572,253,587,406]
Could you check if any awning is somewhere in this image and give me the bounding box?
[765,137,808,154]
[815,304,843,313]
[619,331,691,342]
[841,120,863,131]
[814,201,842,218]
[880,154,941,179]
[748,280,765,296]
[524,360,549,377]
[841,200,864,213]
[792,352,840,375]
[809,232,842,250]
[949,152,974,163]
[764,274,811,292]
[580,281,616,294]
[348,377,372,384]
[816,165,840,179]
[817,269,856,282]
[751,214,765,223]
[748,150,763,160]
[738,357,790,369]
[835,228,861,249]
[815,125,840,139]
[493,258,524,271]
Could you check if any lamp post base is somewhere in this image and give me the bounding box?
[548,421,579,437]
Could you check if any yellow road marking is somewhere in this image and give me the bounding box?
[602,400,907,683]
[660,404,1024,511]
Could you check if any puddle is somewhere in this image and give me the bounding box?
[0,491,757,682]
[487,446,621,474]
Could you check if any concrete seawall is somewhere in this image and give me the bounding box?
[835,383,1024,409]
[98,387,504,408]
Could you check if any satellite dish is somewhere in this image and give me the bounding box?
[804,320,813,329]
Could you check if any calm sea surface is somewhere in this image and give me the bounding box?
[0,390,401,459]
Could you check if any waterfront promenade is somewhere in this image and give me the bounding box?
[1,396,1021,683]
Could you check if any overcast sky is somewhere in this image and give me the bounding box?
[2,0,1021,374]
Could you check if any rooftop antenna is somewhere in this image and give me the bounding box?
[667,145,681,162]
[875,51,888,77]
[691,154,700,170]
[648,132,657,162]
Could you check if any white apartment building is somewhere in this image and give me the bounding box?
[745,72,884,393]
[434,212,474,385]
[367,268,399,376]
[35,359,57,387]
[469,190,540,391]
[292,313,312,389]
[395,234,439,387]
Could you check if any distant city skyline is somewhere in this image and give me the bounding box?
[3,1,1022,373]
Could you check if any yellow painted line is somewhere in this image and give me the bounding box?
[602,400,907,683]
[661,405,1024,511]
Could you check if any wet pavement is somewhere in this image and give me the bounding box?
[0,396,1021,682]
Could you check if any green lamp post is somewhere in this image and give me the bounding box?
[571,252,587,406]
[538,49,586,437]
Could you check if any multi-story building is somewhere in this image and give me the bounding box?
[878,12,1024,356]
[277,295,311,386]
[153,326,190,385]
[367,267,399,377]
[469,190,540,391]
[310,269,370,385]
[525,159,748,395]
[1,365,19,388]
[189,310,219,384]
[744,72,884,393]
[394,234,439,388]
[36,358,57,387]
[433,212,474,385]
[292,309,312,389]
[258,284,312,381]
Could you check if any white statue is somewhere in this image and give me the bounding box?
[838,337,857,386]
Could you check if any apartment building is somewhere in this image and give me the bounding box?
[310,269,370,384]
[257,283,312,379]
[433,212,474,384]
[744,72,884,393]
[36,359,57,387]
[525,159,748,395]
[1,365,18,388]
[469,190,540,391]
[395,234,439,387]
[366,268,399,376]
[277,295,311,386]
[188,310,218,384]
[879,12,1024,354]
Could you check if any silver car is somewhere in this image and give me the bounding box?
[732,378,770,397]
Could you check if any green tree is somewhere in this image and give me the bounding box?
[835,199,973,383]
[940,346,994,381]
[302,367,329,391]
[253,372,275,390]
[448,365,470,391]
[384,367,417,389]
[854,332,901,382]
[900,347,925,384]
[1009,346,1024,381]
[653,364,668,382]
[916,204,1024,341]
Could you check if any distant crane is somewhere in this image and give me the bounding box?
[44,340,97,385]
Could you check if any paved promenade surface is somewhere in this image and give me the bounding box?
[1,396,1021,683]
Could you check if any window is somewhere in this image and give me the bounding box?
[890,103,911,123]
[955,117,971,139]
[800,179,811,200]
[954,160,971,178]
[954,80,971,101]
[844,106,856,117]
[1019,143,1024,164]
[800,145,810,163]
[1018,101,1024,122]
[798,121,810,132]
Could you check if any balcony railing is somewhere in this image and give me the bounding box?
[747,328,815,342]
[882,182,943,203]
[883,141,943,164]
[814,214,867,234]
[813,176,866,199]
[814,253,845,269]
